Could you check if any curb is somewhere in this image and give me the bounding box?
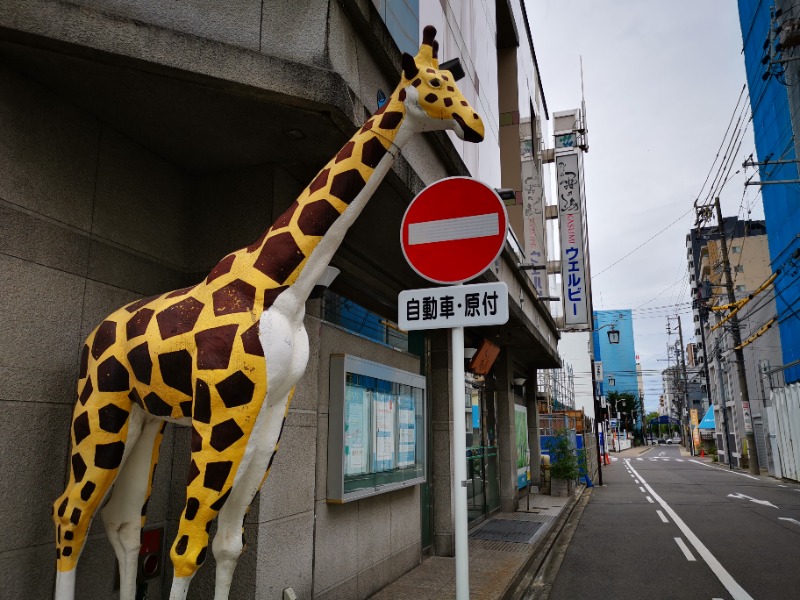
[502,485,587,600]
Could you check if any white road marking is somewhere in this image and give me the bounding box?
[408,213,499,244]
[727,492,778,509]
[657,510,669,523]
[689,459,760,480]
[628,462,754,600]
[646,496,654,503]
[637,458,643,461]
[675,537,696,561]
[675,458,684,462]
[779,517,800,527]
[639,486,645,493]
[778,484,787,488]
[634,479,640,484]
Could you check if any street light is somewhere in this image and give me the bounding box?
[608,375,616,386]
[607,326,620,344]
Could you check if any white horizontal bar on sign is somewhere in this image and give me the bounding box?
[398,282,509,331]
[408,213,499,245]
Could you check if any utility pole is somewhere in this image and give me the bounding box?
[676,316,692,456]
[714,197,760,474]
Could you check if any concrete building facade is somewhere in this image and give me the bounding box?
[0,2,559,599]
[687,218,781,469]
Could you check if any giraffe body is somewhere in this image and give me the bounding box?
[53,27,484,600]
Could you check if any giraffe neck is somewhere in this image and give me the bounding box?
[245,98,412,314]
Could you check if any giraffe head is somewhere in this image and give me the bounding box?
[397,26,484,143]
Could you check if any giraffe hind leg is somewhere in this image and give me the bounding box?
[211,391,292,600]
[101,410,165,600]
[53,391,142,600]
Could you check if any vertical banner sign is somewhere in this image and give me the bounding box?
[514,405,531,489]
[520,129,548,297]
[556,152,589,326]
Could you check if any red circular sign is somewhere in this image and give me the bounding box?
[401,177,508,284]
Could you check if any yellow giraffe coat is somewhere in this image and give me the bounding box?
[53,25,484,600]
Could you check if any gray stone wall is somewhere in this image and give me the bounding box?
[0,59,190,599]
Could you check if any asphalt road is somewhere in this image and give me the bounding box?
[546,445,800,600]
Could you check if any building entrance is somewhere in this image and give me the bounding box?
[465,381,500,525]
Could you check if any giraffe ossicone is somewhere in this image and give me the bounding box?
[52,25,483,600]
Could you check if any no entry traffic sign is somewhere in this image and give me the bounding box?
[401,177,508,284]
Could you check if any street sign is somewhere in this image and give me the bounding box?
[398,282,508,330]
[400,177,508,284]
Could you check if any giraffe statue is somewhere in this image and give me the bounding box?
[53,26,484,600]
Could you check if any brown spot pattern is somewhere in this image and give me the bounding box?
[216,371,255,409]
[207,255,236,284]
[128,343,153,385]
[158,349,193,397]
[379,111,403,129]
[195,325,238,370]
[92,321,116,359]
[210,419,244,452]
[335,141,355,163]
[194,380,212,424]
[203,461,233,492]
[156,297,204,340]
[360,137,387,168]
[253,232,304,284]
[241,323,264,357]
[126,308,154,340]
[297,200,341,237]
[330,169,367,204]
[97,356,130,392]
[309,168,330,193]
[79,378,93,405]
[212,280,256,317]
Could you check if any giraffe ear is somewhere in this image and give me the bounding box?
[402,53,418,80]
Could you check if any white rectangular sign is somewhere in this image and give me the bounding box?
[556,151,589,326]
[398,282,509,330]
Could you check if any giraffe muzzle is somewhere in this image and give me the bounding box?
[453,113,484,143]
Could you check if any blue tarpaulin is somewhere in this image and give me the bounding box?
[698,406,715,430]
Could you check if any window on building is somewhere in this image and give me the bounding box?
[371,0,419,56]
[736,285,746,292]
[321,290,408,351]
[327,355,426,502]
[734,265,744,272]
[731,246,741,254]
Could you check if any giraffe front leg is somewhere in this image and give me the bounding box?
[101,412,165,600]
[212,390,293,600]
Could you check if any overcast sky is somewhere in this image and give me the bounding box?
[528,1,764,412]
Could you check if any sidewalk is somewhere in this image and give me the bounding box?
[369,489,584,600]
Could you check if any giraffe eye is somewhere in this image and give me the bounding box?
[429,78,441,88]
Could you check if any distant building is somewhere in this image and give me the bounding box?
[593,310,639,429]
[687,217,781,469]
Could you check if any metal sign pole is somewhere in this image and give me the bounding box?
[450,324,469,600]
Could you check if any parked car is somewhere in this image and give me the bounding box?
[666,436,681,444]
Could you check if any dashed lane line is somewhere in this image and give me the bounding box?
[639,486,645,493]
[627,459,754,600]
[646,496,654,503]
[675,537,697,561]
[657,510,669,523]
